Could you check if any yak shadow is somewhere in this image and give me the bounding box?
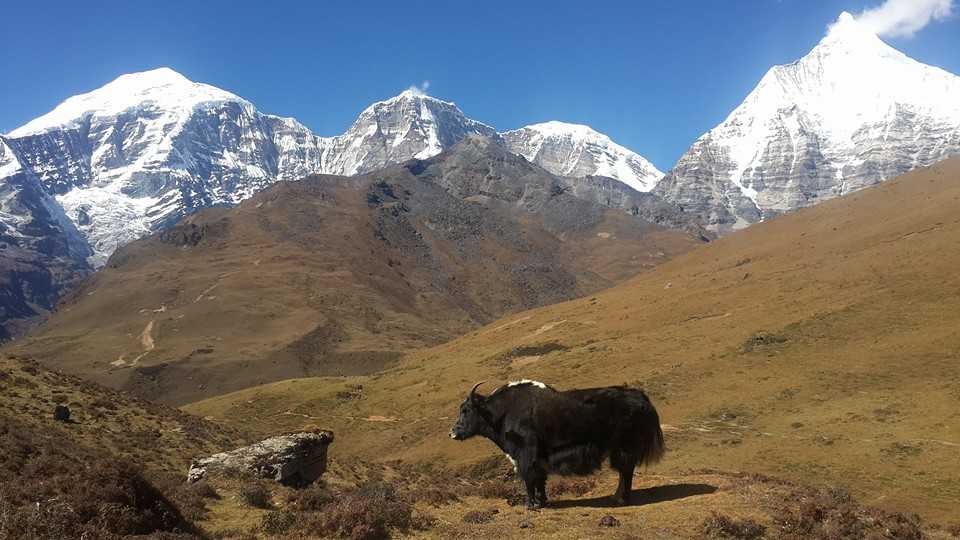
[549,483,718,509]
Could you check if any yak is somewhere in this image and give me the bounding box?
[449,379,665,509]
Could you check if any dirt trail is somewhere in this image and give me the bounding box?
[140,320,155,351]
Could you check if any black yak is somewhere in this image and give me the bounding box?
[449,379,665,509]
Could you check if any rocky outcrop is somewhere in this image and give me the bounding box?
[188,430,334,486]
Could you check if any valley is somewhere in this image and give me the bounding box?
[8,137,702,405]
[2,5,960,538]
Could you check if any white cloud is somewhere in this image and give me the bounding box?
[405,80,431,97]
[856,0,954,38]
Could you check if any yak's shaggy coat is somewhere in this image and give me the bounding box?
[450,380,665,508]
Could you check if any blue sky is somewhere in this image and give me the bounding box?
[2,0,958,170]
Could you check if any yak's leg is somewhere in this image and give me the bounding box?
[610,450,637,506]
[520,465,547,509]
[516,443,547,510]
[535,474,548,508]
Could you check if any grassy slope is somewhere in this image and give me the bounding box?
[9,155,700,406]
[186,158,960,524]
[0,355,241,473]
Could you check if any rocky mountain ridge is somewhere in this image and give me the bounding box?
[0,71,666,339]
[8,136,703,404]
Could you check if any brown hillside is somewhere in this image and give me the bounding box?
[9,137,701,405]
[187,157,960,524]
[0,355,240,473]
[0,355,244,538]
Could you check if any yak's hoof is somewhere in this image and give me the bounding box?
[527,501,545,511]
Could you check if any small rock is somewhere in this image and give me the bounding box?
[53,405,70,423]
[599,515,621,527]
[518,518,533,529]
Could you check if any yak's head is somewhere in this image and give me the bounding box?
[449,381,491,441]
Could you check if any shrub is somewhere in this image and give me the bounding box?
[462,508,498,524]
[286,481,416,540]
[701,512,766,539]
[548,477,596,498]
[598,515,621,527]
[407,485,460,507]
[287,481,333,511]
[772,488,922,540]
[188,480,220,500]
[470,479,525,506]
[238,482,271,509]
[259,510,297,535]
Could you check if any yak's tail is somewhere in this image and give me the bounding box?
[638,396,666,466]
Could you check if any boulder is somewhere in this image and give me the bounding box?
[187,430,333,486]
[53,405,71,422]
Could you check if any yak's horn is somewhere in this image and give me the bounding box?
[469,381,487,398]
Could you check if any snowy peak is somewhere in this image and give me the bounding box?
[514,121,613,141]
[657,11,960,233]
[501,121,663,192]
[820,11,889,51]
[9,67,246,137]
[326,90,499,175]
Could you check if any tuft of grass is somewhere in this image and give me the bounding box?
[701,512,766,539]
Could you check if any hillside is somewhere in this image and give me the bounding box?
[187,157,960,525]
[0,354,244,538]
[9,137,702,405]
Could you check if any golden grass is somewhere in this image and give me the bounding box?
[187,158,960,525]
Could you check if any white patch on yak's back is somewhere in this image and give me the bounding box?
[507,379,549,389]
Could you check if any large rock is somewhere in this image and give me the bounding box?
[188,430,333,486]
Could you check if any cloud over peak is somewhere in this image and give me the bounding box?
[405,80,431,97]
[855,0,954,38]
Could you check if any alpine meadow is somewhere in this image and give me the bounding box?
[1,2,959,539]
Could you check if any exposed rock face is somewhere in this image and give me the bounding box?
[656,12,960,233]
[0,70,666,340]
[12,137,705,405]
[187,431,334,486]
[502,121,663,192]
[323,90,500,176]
[0,138,92,340]
[4,70,319,267]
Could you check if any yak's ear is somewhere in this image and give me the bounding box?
[469,381,487,403]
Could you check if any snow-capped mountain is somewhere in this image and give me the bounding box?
[0,67,660,339]
[2,69,653,267]
[5,68,297,265]
[655,12,960,232]
[502,121,663,192]
[324,90,501,175]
